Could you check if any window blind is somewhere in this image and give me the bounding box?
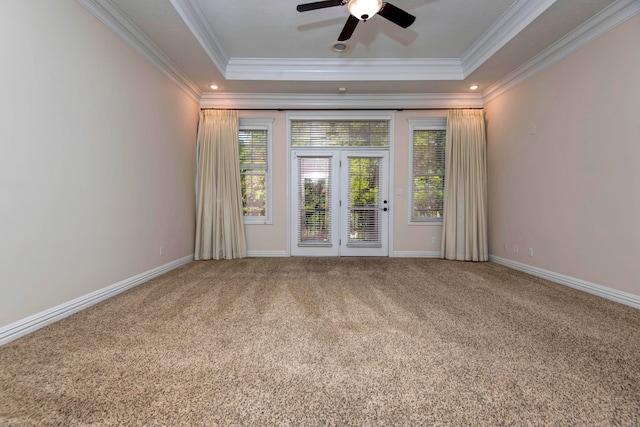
[291,120,390,147]
[412,129,446,221]
[297,156,333,246]
[239,129,267,217]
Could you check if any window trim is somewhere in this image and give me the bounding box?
[239,118,273,225]
[408,118,446,225]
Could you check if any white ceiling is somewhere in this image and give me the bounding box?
[80,0,633,105]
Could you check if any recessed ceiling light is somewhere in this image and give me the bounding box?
[469,85,479,90]
[330,42,349,53]
[209,84,220,90]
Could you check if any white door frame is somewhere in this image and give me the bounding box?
[339,150,389,257]
[290,150,341,256]
[290,148,389,257]
[285,111,396,258]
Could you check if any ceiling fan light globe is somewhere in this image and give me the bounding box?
[347,0,382,21]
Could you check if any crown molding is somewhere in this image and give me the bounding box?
[225,58,463,81]
[482,0,640,104]
[78,0,637,106]
[461,0,557,77]
[168,0,229,73]
[169,0,613,86]
[173,0,553,82]
[200,93,484,109]
[77,0,201,102]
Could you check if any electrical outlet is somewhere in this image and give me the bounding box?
[529,248,534,257]
[514,244,519,253]
[160,247,164,256]
[504,242,508,251]
[432,237,437,244]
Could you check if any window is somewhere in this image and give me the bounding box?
[239,119,272,224]
[290,118,390,147]
[409,118,446,223]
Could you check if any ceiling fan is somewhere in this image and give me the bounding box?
[296,0,416,41]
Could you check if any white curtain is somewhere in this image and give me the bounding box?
[194,110,247,260]
[441,109,488,261]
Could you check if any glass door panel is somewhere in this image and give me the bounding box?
[340,151,389,256]
[291,152,339,256]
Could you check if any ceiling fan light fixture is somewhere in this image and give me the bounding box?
[347,0,382,21]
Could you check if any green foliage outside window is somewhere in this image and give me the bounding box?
[348,158,381,242]
[412,130,445,220]
[302,179,329,241]
[239,129,267,217]
[349,158,379,207]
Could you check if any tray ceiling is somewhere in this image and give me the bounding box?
[78,0,634,105]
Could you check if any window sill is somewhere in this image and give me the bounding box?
[408,221,443,226]
[243,219,272,226]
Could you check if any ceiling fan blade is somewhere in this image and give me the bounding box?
[338,15,359,41]
[297,0,344,12]
[378,2,416,28]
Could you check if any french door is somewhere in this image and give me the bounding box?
[290,149,389,256]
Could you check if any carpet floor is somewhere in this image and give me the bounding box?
[0,258,639,426]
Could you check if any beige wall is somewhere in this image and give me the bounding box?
[9,2,631,328]
[239,111,289,254]
[484,15,640,296]
[0,1,199,326]
[392,110,447,256]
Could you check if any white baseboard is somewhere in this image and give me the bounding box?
[393,251,441,258]
[489,255,640,310]
[0,255,194,346]
[247,250,289,257]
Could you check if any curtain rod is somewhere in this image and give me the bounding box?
[200,107,483,111]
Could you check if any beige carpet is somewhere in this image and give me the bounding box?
[1,258,639,426]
